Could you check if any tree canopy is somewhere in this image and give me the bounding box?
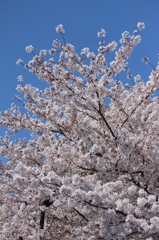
[1,22,159,240]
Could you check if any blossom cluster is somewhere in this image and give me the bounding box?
[1,22,159,239]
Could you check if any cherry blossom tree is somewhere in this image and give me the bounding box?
[1,22,159,240]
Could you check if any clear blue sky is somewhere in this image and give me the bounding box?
[0,0,159,116]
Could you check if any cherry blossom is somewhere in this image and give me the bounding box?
[1,22,159,239]
[25,45,34,53]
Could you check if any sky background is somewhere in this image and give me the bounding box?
[0,0,159,138]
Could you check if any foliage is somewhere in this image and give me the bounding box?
[1,22,159,240]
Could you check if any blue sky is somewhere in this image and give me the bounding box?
[0,0,159,124]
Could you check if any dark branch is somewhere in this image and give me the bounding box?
[40,211,45,229]
[95,152,103,157]
[84,200,108,210]
[73,207,89,222]
[121,88,154,128]
[40,198,53,230]
[97,109,117,140]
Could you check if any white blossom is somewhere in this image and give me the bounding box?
[127,185,137,195]
[97,28,106,37]
[88,237,97,240]
[55,24,65,33]
[134,74,142,82]
[17,75,23,82]
[16,58,23,65]
[81,47,89,55]
[25,45,34,53]
[137,22,145,31]
[148,195,156,204]
[107,41,117,51]
[39,49,47,57]
[49,48,57,55]
[137,197,147,207]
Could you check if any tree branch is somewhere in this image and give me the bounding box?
[40,211,45,229]
[73,207,89,222]
[96,109,117,140]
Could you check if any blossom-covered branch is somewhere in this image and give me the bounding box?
[1,22,159,240]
